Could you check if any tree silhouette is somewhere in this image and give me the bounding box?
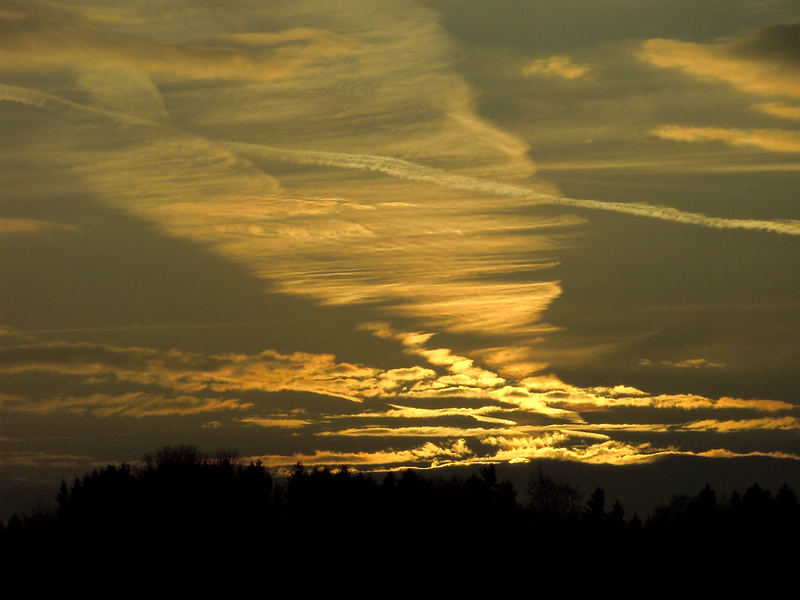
[3,448,799,563]
[527,468,581,525]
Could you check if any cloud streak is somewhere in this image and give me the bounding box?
[0,217,77,235]
[522,56,592,80]
[654,125,800,153]
[752,101,800,120]
[639,26,800,99]
[0,392,250,418]
[0,3,354,83]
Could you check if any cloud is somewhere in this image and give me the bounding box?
[640,357,725,369]
[0,3,354,83]
[752,101,800,120]
[0,217,77,235]
[471,346,548,379]
[247,438,473,469]
[4,335,791,443]
[1,78,570,339]
[3,335,796,471]
[694,448,800,461]
[0,450,94,468]
[417,347,505,387]
[342,403,519,425]
[480,434,667,465]
[0,338,518,410]
[239,417,312,429]
[639,24,800,99]
[4,2,799,475]
[732,22,800,66]
[226,140,800,235]
[320,425,508,438]
[0,326,35,343]
[653,125,800,153]
[4,4,798,409]
[682,416,800,433]
[589,385,648,397]
[528,157,800,173]
[0,391,250,418]
[397,282,562,335]
[359,322,435,348]
[522,56,592,80]
[517,374,794,413]
[247,415,800,470]
[0,341,384,403]
[0,82,169,128]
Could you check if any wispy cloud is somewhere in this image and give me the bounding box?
[0,391,250,418]
[0,3,354,83]
[0,341,383,403]
[522,56,592,80]
[640,357,725,369]
[2,332,796,470]
[653,125,800,153]
[0,450,94,468]
[682,416,800,433]
[0,217,77,235]
[752,101,800,120]
[239,417,312,429]
[248,439,473,470]
[226,141,800,235]
[2,335,792,426]
[337,403,519,425]
[639,24,800,99]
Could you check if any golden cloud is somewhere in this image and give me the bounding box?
[639,357,725,369]
[239,417,312,429]
[752,101,800,120]
[682,416,800,433]
[319,425,507,438]
[341,403,518,425]
[0,450,94,468]
[522,56,592,80]
[639,33,800,98]
[0,217,77,234]
[0,391,251,418]
[695,448,800,461]
[481,434,667,465]
[653,125,800,153]
[247,438,472,469]
[0,3,354,83]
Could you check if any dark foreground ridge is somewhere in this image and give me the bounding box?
[3,445,799,567]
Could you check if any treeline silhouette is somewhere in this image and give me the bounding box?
[3,445,799,562]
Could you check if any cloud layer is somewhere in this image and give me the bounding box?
[2,330,796,469]
[1,2,798,479]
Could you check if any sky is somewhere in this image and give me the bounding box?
[1,0,799,514]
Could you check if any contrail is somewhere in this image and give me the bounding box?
[4,83,798,236]
[224,141,800,236]
[0,83,161,129]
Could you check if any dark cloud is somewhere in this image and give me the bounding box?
[733,22,800,64]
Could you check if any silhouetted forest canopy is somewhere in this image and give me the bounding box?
[3,445,799,562]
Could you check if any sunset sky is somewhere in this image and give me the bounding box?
[2,0,799,515]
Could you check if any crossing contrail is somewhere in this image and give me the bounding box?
[4,83,798,236]
[224,141,800,236]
